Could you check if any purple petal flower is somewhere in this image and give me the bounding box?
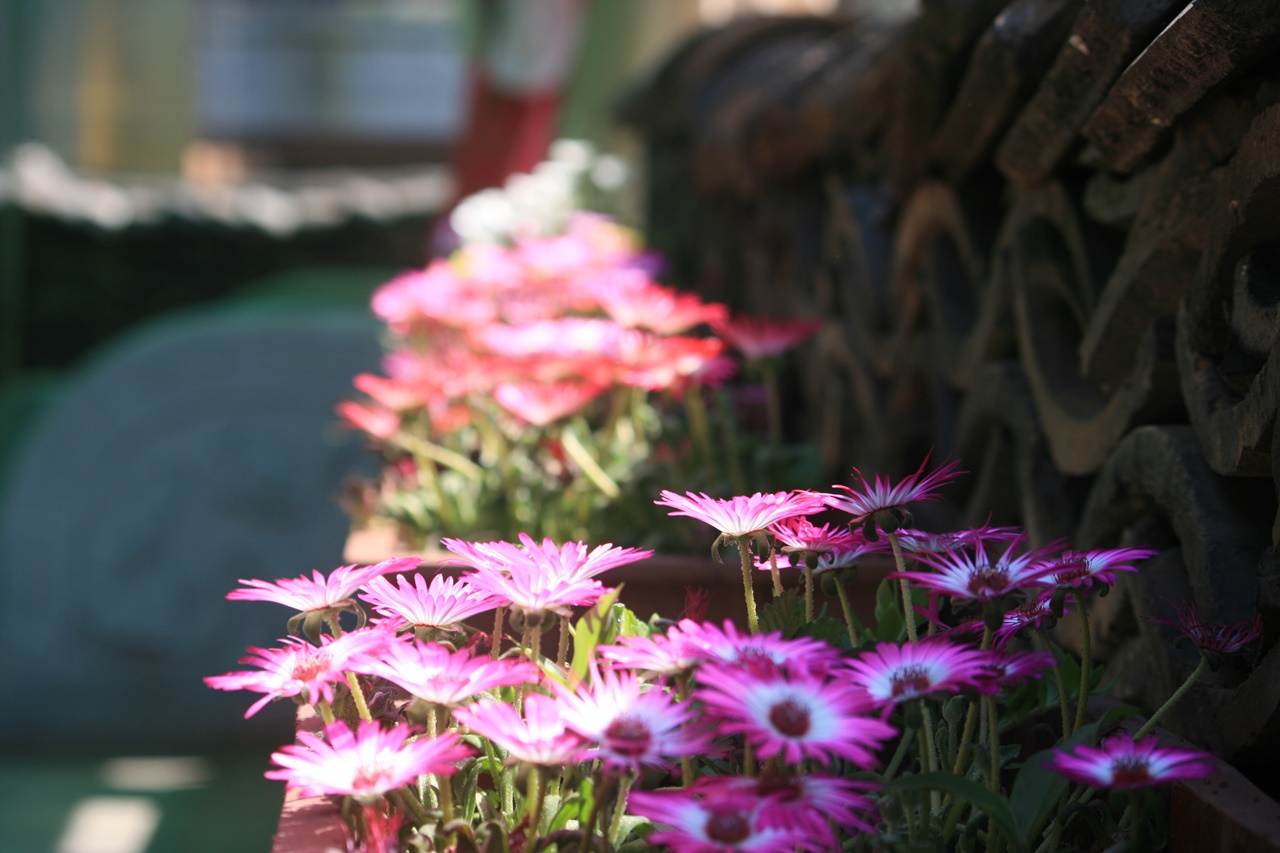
[1045,733,1215,790]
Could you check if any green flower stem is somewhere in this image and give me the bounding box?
[950,627,992,779]
[767,547,783,597]
[1135,655,1209,740]
[761,359,782,449]
[557,614,571,670]
[562,422,620,499]
[833,576,864,647]
[883,723,916,781]
[1125,791,1142,847]
[1073,593,1091,736]
[985,695,1000,794]
[433,707,455,833]
[609,772,634,848]
[490,605,505,660]
[803,565,815,622]
[1037,628,1073,738]
[315,699,336,726]
[682,387,717,476]
[344,671,374,723]
[526,767,547,843]
[735,536,761,634]
[887,531,920,643]
[397,432,485,481]
[392,787,429,825]
[581,772,616,849]
[714,390,747,494]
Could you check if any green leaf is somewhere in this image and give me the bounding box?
[1008,722,1098,846]
[570,587,622,681]
[874,577,905,641]
[1098,703,1141,729]
[880,772,1017,838]
[758,588,806,637]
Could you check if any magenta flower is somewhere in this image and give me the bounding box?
[492,380,607,426]
[227,557,420,613]
[1045,733,1215,790]
[205,628,392,717]
[452,694,586,766]
[655,491,826,540]
[597,629,706,678]
[674,619,845,678]
[443,533,651,582]
[551,666,707,773]
[895,537,1054,603]
[1032,545,1157,592]
[712,315,821,360]
[696,664,895,769]
[352,638,539,708]
[359,572,504,632]
[710,774,880,850]
[763,520,889,573]
[973,648,1056,695]
[995,596,1069,646]
[844,638,989,706]
[821,456,963,535]
[266,719,472,804]
[893,524,1023,557]
[628,785,808,853]
[1147,601,1263,656]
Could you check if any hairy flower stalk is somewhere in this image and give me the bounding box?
[737,535,761,633]
[1073,593,1091,736]
[1133,655,1208,740]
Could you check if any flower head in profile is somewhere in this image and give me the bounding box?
[1032,545,1156,592]
[675,619,845,678]
[353,638,539,708]
[822,456,963,538]
[696,664,895,769]
[551,665,707,773]
[452,694,586,767]
[893,524,1023,557]
[764,520,888,574]
[204,628,393,717]
[359,572,504,632]
[896,536,1053,603]
[713,773,880,851]
[712,315,821,361]
[227,557,420,619]
[656,491,826,547]
[628,784,807,853]
[266,719,472,804]
[492,380,606,426]
[1147,600,1263,657]
[1045,733,1215,790]
[597,628,706,678]
[995,596,1069,646]
[844,638,989,707]
[973,648,1056,695]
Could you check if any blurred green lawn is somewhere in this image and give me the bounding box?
[0,753,284,853]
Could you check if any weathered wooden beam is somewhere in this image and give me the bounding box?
[952,361,1082,545]
[1176,105,1280,476]
[930,0,1082,182]
[1081,0,1280,174]
[1073,425,1276,759]
[994,0,1184,188]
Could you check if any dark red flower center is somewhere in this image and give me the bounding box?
[1111,756,1152,787]
[603,717,652,756]
[768,699,811,738]
[891,664,933,698]
[1051,558,1091,584]
[351,761,393,792]
[705,808,752,844]
[966,565,1009,595]
[291,652,332,682]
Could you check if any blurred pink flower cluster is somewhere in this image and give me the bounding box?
[337,212,821,549]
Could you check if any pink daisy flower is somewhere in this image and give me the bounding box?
[995,596,1069,646]
[266,719,473,804]
[696,664,895,769]
[712,316,821,360]
[596,630,705,678]
[655,491,826,540]
[442,533,652,582]
[492,380,607,426]
[821,456,963,535]
[227,557,420,614]
[1147,600,1263,656]
[594,281,728,335]
[1045,733,1215,790]
[551,666,707,773]
[336,400,401,441]
[844,638,989,707]
[352,638,539,708]
[759,523,888,573]
[895,537,1054,603]
[1032,545,1157,592]
[893,524,1023,557]
[712,773,880,850]
[675,620,845,677]
[452,694,586,766]
[628,786,808,853]
[205,628,393,717]
[359,572,504,632]
[973,648,1056,695]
